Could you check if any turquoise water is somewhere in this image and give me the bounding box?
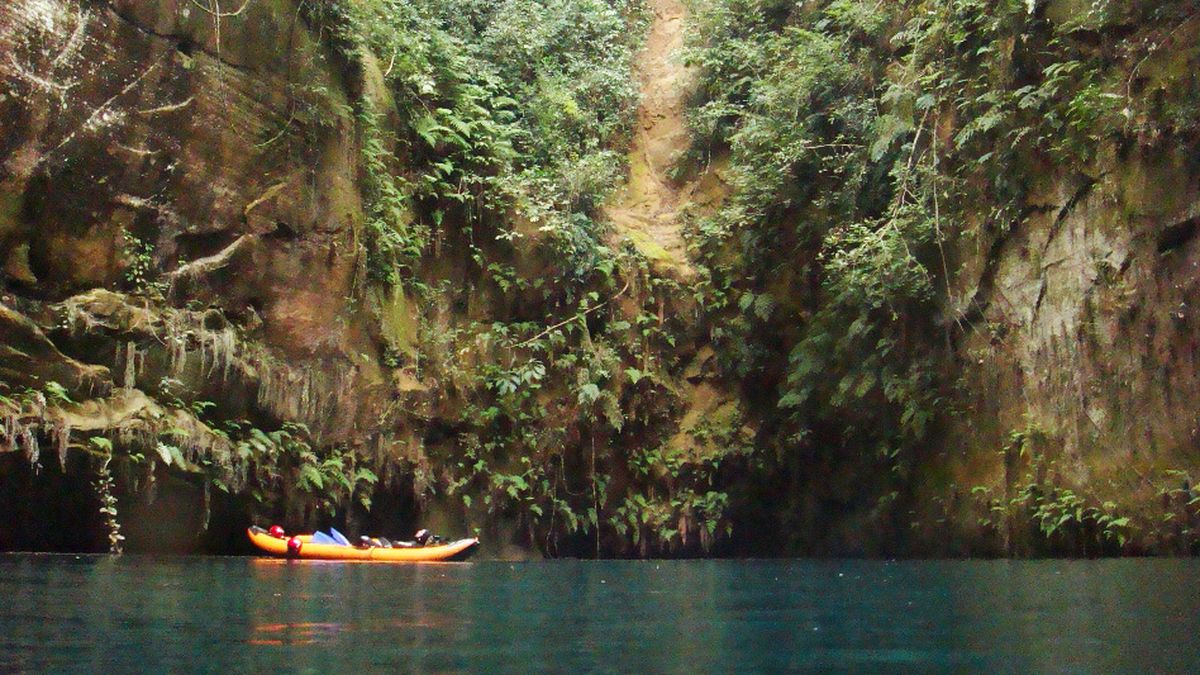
[0,556,1197,672]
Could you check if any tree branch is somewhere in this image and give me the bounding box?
[514,279,632,349]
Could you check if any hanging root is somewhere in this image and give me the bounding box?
[94,452,124,554]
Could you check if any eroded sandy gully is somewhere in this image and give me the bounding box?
[603,0,722,281]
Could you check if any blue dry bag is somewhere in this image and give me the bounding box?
[329,528,351,546]
[312,531,339,545]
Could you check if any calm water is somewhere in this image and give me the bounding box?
[0,556,1196,672]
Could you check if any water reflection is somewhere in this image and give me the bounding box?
[948,560,1199,672]
[0,555,1196,672]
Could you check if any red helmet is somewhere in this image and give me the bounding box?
[268,525,285,538]
[286,536,303,557]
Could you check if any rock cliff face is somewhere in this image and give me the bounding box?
[678,0,1200,556]
[912,6,1200,556]
[0,0,747,556]
[927,146,1200,554]
[0,0,401,550]
[2,0,1198,557]
[0,0,384,434]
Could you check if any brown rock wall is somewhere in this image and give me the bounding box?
[0,0,387,444]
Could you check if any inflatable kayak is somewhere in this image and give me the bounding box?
[247,526,480,562]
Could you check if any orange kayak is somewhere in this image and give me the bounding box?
[247,527,480,562]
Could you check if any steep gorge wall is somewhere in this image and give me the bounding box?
[0,0,755,557]
[0,0,386,433]
[4,0,1198,559]
[927,128,1200,554]
[0,0,395,549]
[682,0,1200,556]
[914,4,1200,556]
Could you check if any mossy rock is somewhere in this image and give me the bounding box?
[1045,0,1136,30]
[370,284,418,358]
[0,188,23,242]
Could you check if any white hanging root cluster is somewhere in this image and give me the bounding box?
[0,393,78,475]
[1,288,373,540]
[57,289,358,438]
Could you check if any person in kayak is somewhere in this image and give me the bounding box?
[297,528,445,549]
[385,529,441,548]
[356,536,395,548]
[414,529,448,546]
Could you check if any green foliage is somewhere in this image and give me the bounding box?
[121,232,161,296]
[203,420,380,515]
[407,264,750,556]
[43,381,72,405]
[277,3,692,556]
[686,0,945,482]
[683,0,1200,535]
[609,438,741,553]
[358,104,425,286]
[305,0,646,289]
[970,426,1135,554]
[1013,485,1132,550]
[322,0,780,550]
[1156,470,1200,551]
